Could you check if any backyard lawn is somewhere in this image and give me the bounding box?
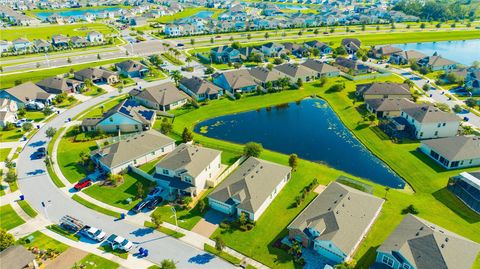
[0,23,116,41]
[82,172,156,211]
[167,75,480,268]
[0,204,25,230]
[0,128,25,142]
[73,253,120,269]
[19,231,69,254]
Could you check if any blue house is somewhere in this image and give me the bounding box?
[448,171,480,214]
[210,46,241,64]
[0,82,53,108]
[288,182,383,266]
[115,60,149,78]
[212,70,257,94]
[12,38,31,52]
[51,34,69,47]
[372,214,480,269]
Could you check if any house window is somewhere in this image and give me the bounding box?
[116,125,120,130]
[451,161,459,168]
[434,131,438,136]
[430,150,439,160]
[403,264,411,269]
[134,160,137,165]
[437,123,441,128]
[382,255,394,267]
[162,169,169,175]
[442,123,446,126]
[419,132,423,137]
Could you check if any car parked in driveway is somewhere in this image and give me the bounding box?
[106,234,134,251]
[131,199,150,214]
[147,187,162,198]
[146,196,163,210]
[81,225,107,242]
[74,177,93,191]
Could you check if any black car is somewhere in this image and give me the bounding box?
[132,199,150,213]
[36,147,47,158]
[146,197,163,210]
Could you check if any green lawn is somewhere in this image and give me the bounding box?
[72,194,122,219]
[24,111,46,122]
[167,75,480,268]
[57,128,97,183]
[47,224,81,242]
[0,23,116,41]
[0,58,129,89]
[0,148,11,161]
[144,221,185,239]
[0,128,25,142]
[83,172,156,211]
[19,231,69,253]
[72,253,120,269]
[204,244,241,265]
[154,7,224,23]
[47,127,66,188]
[79,95,127,119]
[17,200,38,218]
[98,244,128,259]
[0,204,25,230]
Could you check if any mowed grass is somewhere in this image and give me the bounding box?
[73,253,120,269]
[169,75,480,268]
[0,128,25,142]
[0,23,116,41]
[154,7,223,23]
[79,95,127,119]
[0,204,25,230]
[0,58,128,89]
[83,172,156,211]
[72,194,121,219]
[0,148,11,161]
[19,231,69,253]
[17,200,38,218]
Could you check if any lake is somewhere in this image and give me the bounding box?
[195,99,406,188]
[36,7,120,19]
[392,39,480,66]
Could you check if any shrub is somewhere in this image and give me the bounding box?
[327,83,345,92]
[402,204,419,215]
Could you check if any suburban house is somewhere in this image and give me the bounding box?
[417,56,457,71]
[210,46,241,63]
[91,130,175,174]
[74,67,119,85]
[366,98,420,118]
[341,38,361,54]
[372,45,402,58]
[283,42,309,58]
[154,143,222,197]
[259,42,285,57]
[304,40,332,54]
[335,57,371,75]
[51,34,69,47]
[36,77,84,94]
[448,171,480,213]
[33,39,51,52]
[87,31,104,43]
[129,82,189,111]
[212,69,257,93]
[0,98,17,127]
[419,136,480,169]
[0,245,36,269]
[288,181,384,265]
[389,50,426,65]
[0,110,16,127]
[115,60,149,78]
[248,66,284,88]
[0,82,54,108]
[274,63,317,82]
[301,59,340,78]
[208,157,292,221]
[400,106,460,139]
[356,82,411,100]
[81,99,156,133]
[373,214,480,269]
[12,37,31,52]
[465,68,480,96]
[179,76,223,101]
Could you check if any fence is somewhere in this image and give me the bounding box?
[206,155,246,187]
[129,166,157,182]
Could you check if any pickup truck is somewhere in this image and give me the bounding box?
[106,234,134,251]
[81,225,107,242]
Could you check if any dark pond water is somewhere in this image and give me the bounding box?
[195,98,406,188]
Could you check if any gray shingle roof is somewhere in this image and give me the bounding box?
[216,69,256,89]
[426,56,457,67]
[301,59,339,74]
[74,67,117,81]
[36,77,81,93]
[3,82,52,103]
[129,82,189,106]
[248,67,284,83]
[0,245,35,269]
[156,143,221,179]
[366,98,420,112]
[378,214,480,269]
[421,136,480,160]
[179,76,221,96]
[402,106,460,123]
[288,182,384,255]
[363,82,411,97]
[209,157,291,213]
[393,50,426,61]
[115,60,148,72]
[274,63,316,78]
[92,130,174,169]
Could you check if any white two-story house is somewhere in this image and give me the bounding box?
[400,106,460,139]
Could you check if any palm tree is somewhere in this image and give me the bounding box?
[170,70,182,86]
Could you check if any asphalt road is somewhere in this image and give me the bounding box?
[16,86,234,269]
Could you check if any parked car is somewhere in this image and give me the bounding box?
[74,177,93,191]
[36,147,47,158]
[59,215,84,232]
[215,35,221,38]
[81,225,107,242]
[146,197,163,210]
[106,234,134,251]
[147,187,162,198]
[177,43,184,47]
[25,101,45,110]
[131,199,149,213]
[15,119,33,128]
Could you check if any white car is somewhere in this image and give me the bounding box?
[106,234,134,251]
[81,225,107,242]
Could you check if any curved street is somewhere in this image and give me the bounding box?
[16,86,235,269]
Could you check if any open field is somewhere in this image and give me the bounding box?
[0,23,116,41]
[166,75,480,268]
[0,204,25,230]
[153,7,224,23]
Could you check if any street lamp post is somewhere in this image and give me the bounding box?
[171,206,178,230]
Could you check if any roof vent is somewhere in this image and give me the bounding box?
[420,226,424,230]
[416,232,420,236]
[445,238,449,242]
[328,207,331,211]
[441,244,445,249]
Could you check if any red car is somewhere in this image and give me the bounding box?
[74,178,93,191]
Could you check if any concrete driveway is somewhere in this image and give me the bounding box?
[191,210,228,238]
